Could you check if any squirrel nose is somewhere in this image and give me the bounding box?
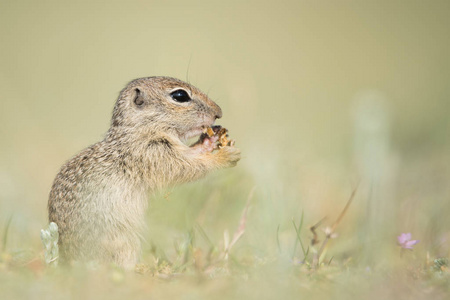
[214,105,223,119]
[215,110,222,119]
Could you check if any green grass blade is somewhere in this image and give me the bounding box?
[195,223,214,249]
[276,224,281,253]
[292,210,307,260]
[1,214,13,253]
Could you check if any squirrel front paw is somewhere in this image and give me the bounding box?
[191,135,219,154]
[216,146,241,168]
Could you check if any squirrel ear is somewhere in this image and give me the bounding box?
[133,88,145,107]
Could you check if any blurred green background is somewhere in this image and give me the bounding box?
[1,1,450,297]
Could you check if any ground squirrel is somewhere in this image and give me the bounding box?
[48,77,241,268]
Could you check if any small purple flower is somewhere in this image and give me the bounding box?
[397,233,419,250]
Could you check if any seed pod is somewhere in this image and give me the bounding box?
[206,127,215,137]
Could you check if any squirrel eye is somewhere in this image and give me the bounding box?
[170,89,191,103]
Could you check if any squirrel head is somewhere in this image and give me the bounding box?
[110,77,222,141]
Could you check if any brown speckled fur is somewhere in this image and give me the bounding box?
[48,77,240,269]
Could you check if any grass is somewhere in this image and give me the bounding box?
[1,159,450,300]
